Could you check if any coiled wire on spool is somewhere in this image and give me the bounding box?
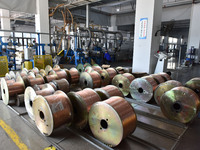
[112,73,135,96]
[150,74,165,84]
[1,76,25,105]
[0,79,15,100]
[25,83,56,120]
[106,68,117,81]
[80,71,101,89]
[67,88,101,129]
[23,74,45,87]
[55,69,68,80]
[89,96,137,147]
[160,87,200,123]
[52,79,70,94]
[185,77,200,97]
[158,72,172,81]
[154,80,183,105]
[68,68,80,84]
[130,76,158,102]
[33,90,73,136]
[95,85,124,101]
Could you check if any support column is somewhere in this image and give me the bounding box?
[109,15,117,31]
[0,9,10,43]
[86,4,89,28]
[35,0,50,54]
[187,3,200,51]
[132,0,163,73]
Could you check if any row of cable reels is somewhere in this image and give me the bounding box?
[0,64,137,147]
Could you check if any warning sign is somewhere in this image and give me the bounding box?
[139,18,148,39]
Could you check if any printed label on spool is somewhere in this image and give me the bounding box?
[50,101,64,113]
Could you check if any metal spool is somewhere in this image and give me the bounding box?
[5,73,11,80]
[112,73,135,96]
[185,78,200,97]
[43,74,58,83]
[22,68,28,73]
[166,80,182,87]
[160,87,200,123]
[84,63,91,68]
[89,96,137,147]
[130,76,158,102]
[106,68,117,81]
[53,65,61,72]
[93,64,100,67]
[123,67,132,73]
[16,94,24,107]
[69,68,80,84]
[15,72,21,79]
[154,82,178,105]
[33,91,73,136]
[99,69,110,87]
[27,72,36,79]
[0,79,15,100]
[1,76,25,105]
[20,70,28,77]
[158,72,172,81]
[45,65,53,75]
[95,85,124,101]
[92,66,102,74]
[150,74,165,84]
[29,74,45,87]
[67,88,101,129]
[25,84,55,120]
[55,69,68,80]
[116,66,125,74]
[84,66,93,73]
[80,71,101,89]
[76,64,84,73]
[31,67,39,75]
[39,69,46,77]
[9,71,16,80]
[52,79,70,94]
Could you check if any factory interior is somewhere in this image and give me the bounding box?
[0,0,200,150]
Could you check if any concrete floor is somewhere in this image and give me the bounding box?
[1,62,200,150]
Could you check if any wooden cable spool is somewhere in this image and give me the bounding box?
[25,83,56,120]
[80,71,101,89]
[33,90,73,136]
[95,85,124,101]
[89,96,137,147]
[67,88,101,129]
[1,76,25,105]
[69,68,80,84]
[130,76,158,102]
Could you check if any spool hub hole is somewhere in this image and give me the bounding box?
[119,83,123,88]
[100,119,108,129]
[173,102,182,113]
[84,80,88,86]
[101,76,105,80]
[29,100,33,107]
[79,69,82,72]
[39,111,45,120]
[138,88,144,93]
[3,89,5,94]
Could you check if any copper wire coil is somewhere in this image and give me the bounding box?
[89,96,137,147]
[31,67,39,75]
[150,74,165,84]
[53,65,61,72]
[92,66,102,74]
[80,71,101,89]
[20,71,28,77]
[130,76,158,102]
[52,79,70,94]
[39,69,46,77]
[67,88,101,129]
[16,94,24,107]
[55,69,68,80]
[29,77,45,87]
[160,87,200,123]
[123,73,135,83]
[43,75,58,83]
[33,90,73,136]
[95,85,124,101]
[49,82,57,91]
[106,68,117,81]
[1,77,25,105]
[69,68,80,84]
[185,78,200,97]
[158,72,172,81]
